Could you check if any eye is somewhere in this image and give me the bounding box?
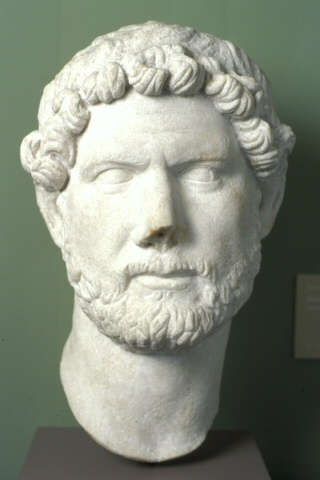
[96,168,133,184]
[180,165,219,184]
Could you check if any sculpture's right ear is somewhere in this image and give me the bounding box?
[35,187,65,249]
[21,130,66,249]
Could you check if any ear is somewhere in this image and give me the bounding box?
[35,187,65,248]
[21,130,67,249]
[259,166,287,239]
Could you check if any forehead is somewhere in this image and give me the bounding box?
[77,90,239,166]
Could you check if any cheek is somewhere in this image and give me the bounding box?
[63,186,130,269]
[187,176,260,262]
[221,178,261,259]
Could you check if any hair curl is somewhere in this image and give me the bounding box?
[21,21,295,193]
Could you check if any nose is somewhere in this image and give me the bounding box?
[132,169,182,250]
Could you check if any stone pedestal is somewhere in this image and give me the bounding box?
[19,427,271,479]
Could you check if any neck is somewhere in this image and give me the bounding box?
[60,296,232,462]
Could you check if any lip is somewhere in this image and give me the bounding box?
[135,272,194,291]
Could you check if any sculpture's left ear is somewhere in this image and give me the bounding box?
[258,167,287,239]
[259,124,296,239]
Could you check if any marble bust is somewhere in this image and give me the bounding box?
[20,21,295,462]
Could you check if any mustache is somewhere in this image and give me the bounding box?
[123,257,213,278]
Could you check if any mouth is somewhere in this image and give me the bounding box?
[135,271,195,291]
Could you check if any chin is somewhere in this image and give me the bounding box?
[78,278,254,354]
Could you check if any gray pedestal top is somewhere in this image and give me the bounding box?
[19,427,271,479]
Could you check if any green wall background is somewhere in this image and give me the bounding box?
[1,1,319,479]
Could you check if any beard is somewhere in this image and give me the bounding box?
[62,235,261,354]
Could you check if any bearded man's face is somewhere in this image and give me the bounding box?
[57,91,262,352]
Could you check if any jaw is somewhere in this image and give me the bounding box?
[63,235,261,353]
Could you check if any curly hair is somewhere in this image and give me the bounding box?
[20,21,295,194]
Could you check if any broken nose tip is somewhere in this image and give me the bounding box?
[139,225,176,248]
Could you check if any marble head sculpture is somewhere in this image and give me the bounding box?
[20,21,295,462]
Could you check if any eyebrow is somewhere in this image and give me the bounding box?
[81,155,148,181]
[171,155,226,171]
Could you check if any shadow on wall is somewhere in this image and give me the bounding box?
[214,107,320,479]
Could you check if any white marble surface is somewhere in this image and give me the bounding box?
[20,21,295,462]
